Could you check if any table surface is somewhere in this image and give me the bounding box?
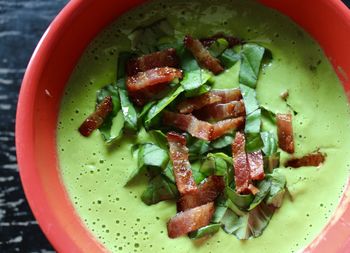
[0,0,349,252]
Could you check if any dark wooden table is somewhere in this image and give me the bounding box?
[0,0,349,252]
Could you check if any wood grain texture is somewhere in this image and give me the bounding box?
[0,1,67,252]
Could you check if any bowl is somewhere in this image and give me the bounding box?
[16,0,350,252]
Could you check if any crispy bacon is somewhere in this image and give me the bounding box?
[167,202,215,238]
[167,132,198,195]
[276,113,295,154]
[200,33,244,48]
[163,112,244,141]
[184,35,224,75]
[177,176,225,211]
[210,89,242,103]
[212,117,245,140]
[285,152,326,168]
[177,88,242,114]
[195,100,246,121]
[126,67,183,106]
[163,111,213,141]
[127,48,179,76]
[232,132,250,194]
[247,150,265,181]
[79,96,113,137]
[177,93,222,114]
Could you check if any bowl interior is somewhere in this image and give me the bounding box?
[16,0,350,252]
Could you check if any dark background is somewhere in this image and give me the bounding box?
[0,0,349,252]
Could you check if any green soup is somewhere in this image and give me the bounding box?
[57,0,350,252]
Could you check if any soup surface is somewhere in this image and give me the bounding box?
[57,0,350,252]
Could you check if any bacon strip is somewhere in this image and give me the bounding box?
[163,111,213,141]
[177,176,225,211]
[195,100,246,121]
[127,48,179,76]
[167,202,215,238]
[126,67,183,106]
[285,152,326,168]
[247,150,265,181]
[212,117,245,140]
[210,89,242,103]
[167,132,198,195]
[232,132,250,194]
[79,96,113,137]
[163,112,244,141]
[177,93,222,114]
[184,35,224,75]
[200,33,243,48]
[177,88,242,114]
[276,113,295,154]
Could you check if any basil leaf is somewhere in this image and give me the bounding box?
[208,38,229,57]
[96,84,123,143]
[221,202,274,239]
[245,109,263,152]
[261,131,278,156]
[191,161,206,184]
[99,111,125,144]
[148,130,168,150]
[141,175,178,205]
[139,101,156,119]
[239,44,265,89]
[200,153,228,177]
[138,143,169,169]
[239,84,259,115]
[181,69,212,91]
[210,134,234,149]
[179,47,200,72]
[144,85,184,128]
[126,143,169,184]
[266,171,286,208]
[226,198,246,217]
[219,48,241,68]
[118,88,138,130]
[263,152,280,173]
[248,180,271,211]
[188,224,221,239]
[261,106,276,124]
[188,139,210,161]
[163,161,175,183]
[128,19,174,54]
[185,84,211,98]
[226,186,254,211]
[212,206,228,223]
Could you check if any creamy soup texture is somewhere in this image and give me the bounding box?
[57,0,350,252]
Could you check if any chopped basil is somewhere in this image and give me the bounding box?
[239,84,259,115]
[248,180,271,211]
[126,143,169,184]
[263,152,280,173]
[188,139,210,161]
[239,44,265,89]
[261,131,278,156]
[188,224,221,239]
[200,153,230,177]
[144,85,184,128]
[141,175,178,205]
[208,38,229,57]
[184,84,211,98]
[219,48,241,68]
[96,84,124,143]
[181,69,212,91]
[118,88,138,131]
[266,171,286,208]
[210,134,234,149]
[226,186,253,210]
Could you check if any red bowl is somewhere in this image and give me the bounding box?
[16,0,350,252]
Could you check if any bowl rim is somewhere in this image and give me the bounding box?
[16,0,350,252]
